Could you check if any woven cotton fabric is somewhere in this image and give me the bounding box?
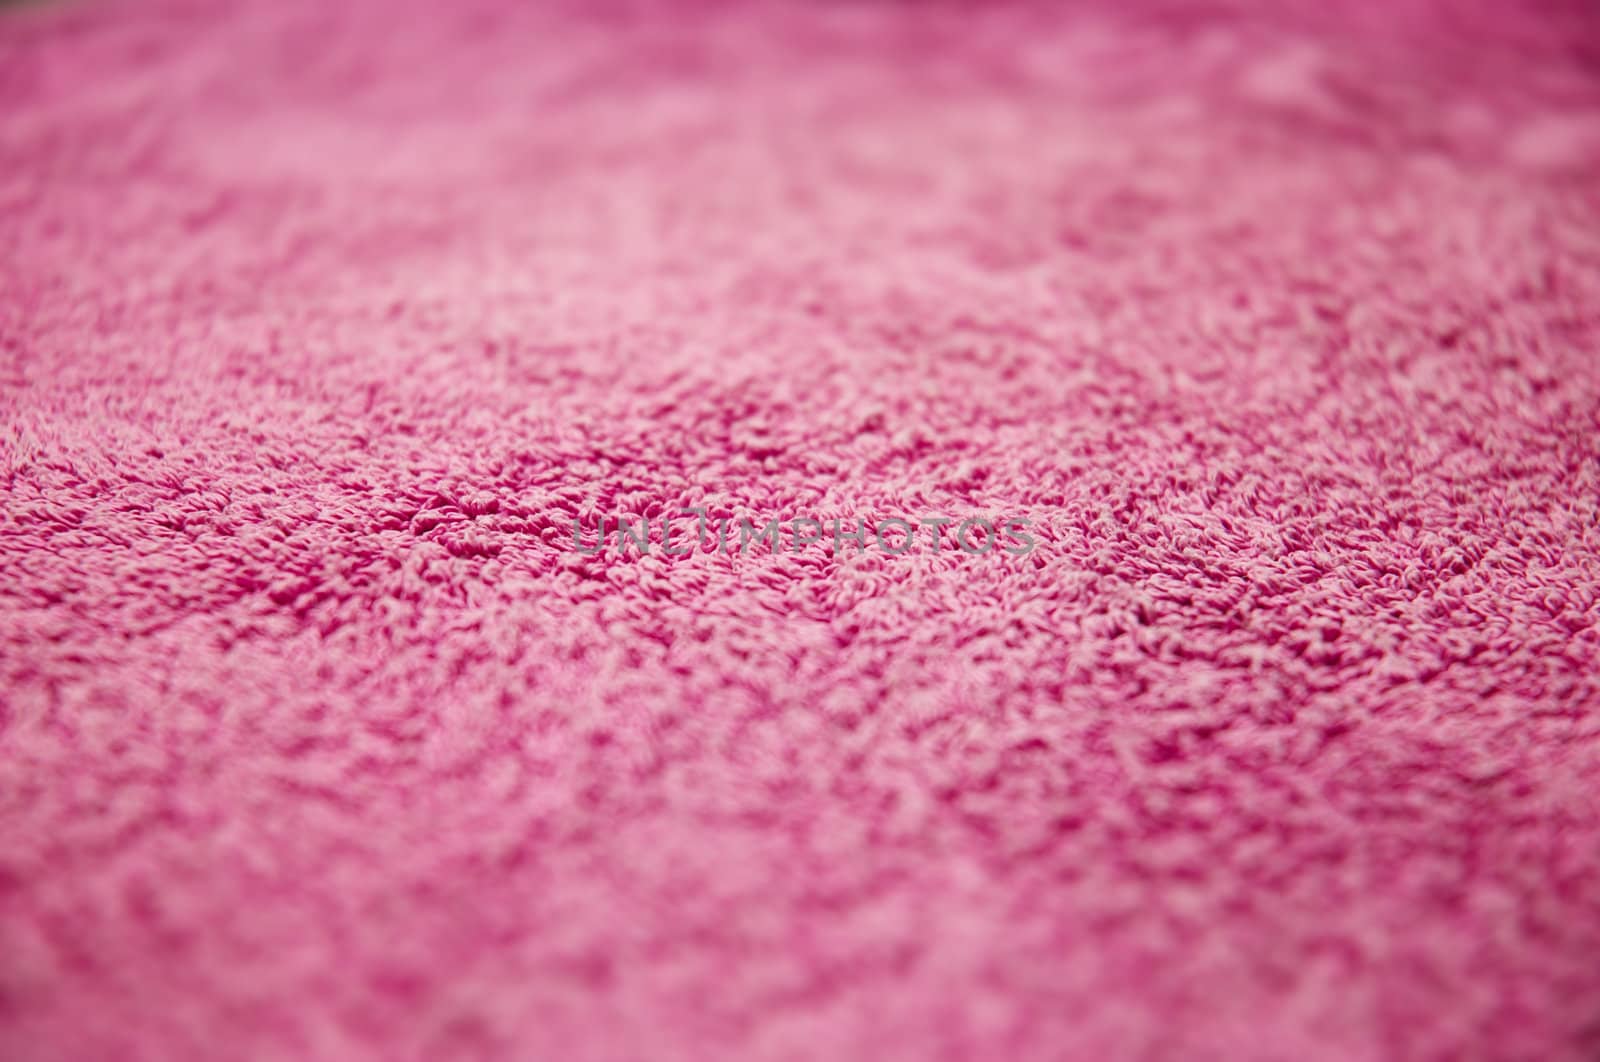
[3,1,1600,1059]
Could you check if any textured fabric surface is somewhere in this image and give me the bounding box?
[3,0,1600,1059]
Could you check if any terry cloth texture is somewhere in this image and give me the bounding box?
[3,0,1600,1059]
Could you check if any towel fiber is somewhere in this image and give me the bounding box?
[2,0,1599,1058]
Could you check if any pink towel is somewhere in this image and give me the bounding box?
[2,0,1599,1058]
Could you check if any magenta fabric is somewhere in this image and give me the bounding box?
[3,0,1600,1059]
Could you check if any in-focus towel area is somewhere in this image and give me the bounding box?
[2,0,1599,1058]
